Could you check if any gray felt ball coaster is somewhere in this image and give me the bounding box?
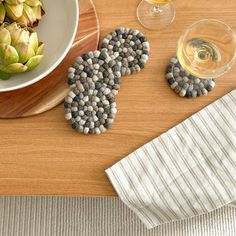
[64,85,117,135]
[166,57,216,98]
[101,28,150,76]
[68,50,122,97]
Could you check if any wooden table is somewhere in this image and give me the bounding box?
[0,0,236,196]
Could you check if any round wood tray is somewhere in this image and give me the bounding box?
[0,0,100,118]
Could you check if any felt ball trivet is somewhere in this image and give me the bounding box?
[101,28,150,76]
[65,28,150,135]
[166,57,216,98]
[68,50,122,97]
[64,84,117,135]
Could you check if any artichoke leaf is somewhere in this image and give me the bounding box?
[24,0,41,7]
[18,3,42,26]
[28,31,38,53]
[14,42,35,64]
[5,2,24,20]
[0,3,6,24]
[0,62,27,74]
[4,0,44,26]
[25,54,43,71]
[31,5,42,20]
[6,62,27,73]
[5,0,25,4]
[0,64,10,73]
[5,21,18,32]
[36,42,44,55]
[6,23,30,46]
[20,3,35,26]
[12,28,30,46]
[15,12,29,26]
[40,0,45,13]
[0,43,19,66]
[0,28,11,44]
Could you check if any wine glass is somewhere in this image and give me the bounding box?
[137,0,176,30]
[177,19,236,79]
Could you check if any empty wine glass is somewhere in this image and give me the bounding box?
[137,0,176,30]
[177,19,236,79]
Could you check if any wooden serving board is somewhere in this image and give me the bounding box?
[0,0,99,118]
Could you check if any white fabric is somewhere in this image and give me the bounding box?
[106,89,236,229]
[0,196,236,236]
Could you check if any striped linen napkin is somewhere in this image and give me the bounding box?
[106,89,236,229]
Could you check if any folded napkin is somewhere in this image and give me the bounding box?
[106,89,236,229]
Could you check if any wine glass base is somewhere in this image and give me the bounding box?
[166,57,216,98]
[137,0,176,30]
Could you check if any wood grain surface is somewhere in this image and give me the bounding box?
[0,0,99,118]
[0,0,236,196]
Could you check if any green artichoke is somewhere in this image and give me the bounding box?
[0,22,44,80]
[0,0,44,27]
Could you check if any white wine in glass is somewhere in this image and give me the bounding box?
[137,0,176,30]
[177,19,236,79]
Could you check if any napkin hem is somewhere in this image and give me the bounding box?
[105,168,154,228]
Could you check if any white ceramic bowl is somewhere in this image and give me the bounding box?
[0,0,79,92]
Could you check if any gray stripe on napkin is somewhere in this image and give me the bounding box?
[106,89,236,229]
[0,196,236,236]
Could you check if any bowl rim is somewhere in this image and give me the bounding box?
[0,0,79,92]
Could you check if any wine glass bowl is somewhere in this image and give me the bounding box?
[177,19,236,79]
[137,0,176,30]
